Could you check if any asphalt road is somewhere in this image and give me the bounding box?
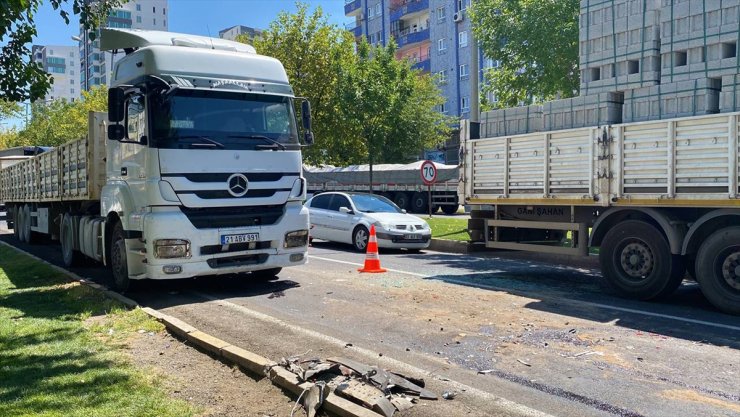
[1,217,738,417]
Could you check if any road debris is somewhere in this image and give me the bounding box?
[517,359,532,367]
[271,353,439,417]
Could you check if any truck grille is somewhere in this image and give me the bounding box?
[200,241,273,255]
[180,205,285,229]
[207,254,269,269]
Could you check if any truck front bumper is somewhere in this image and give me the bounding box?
[138,203,309,280]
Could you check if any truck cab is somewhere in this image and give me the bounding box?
[96,29,313,290]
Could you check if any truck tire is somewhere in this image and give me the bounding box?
[411,192,428,213]
[695,227,740,315]
[12,207,20,240]
[441,204,459,215]
[110,222,131,293]
[251,267,282,281]
[598,220,684,300]
[393,192,410,211]
[19,204,31,243]
[60,214,81,267]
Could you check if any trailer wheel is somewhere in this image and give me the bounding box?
[441,204,459,215]
[60,214,81,267]
[110,222,131,293]
[12,207,20,240]
[599,220,684,300]
[411,192,428,214]
[20,204,32,243]
[393,192,410,211]
[695,227,740,315]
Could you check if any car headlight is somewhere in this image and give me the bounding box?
[154,239,191,258]
[284,229,309,248]
[373,221,391,231]
[420,222,430,230]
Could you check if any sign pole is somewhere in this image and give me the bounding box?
[428,184,432,218]
[420,160,437,219]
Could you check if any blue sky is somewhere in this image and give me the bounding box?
[32,0,349,46]
[1,1,348,129]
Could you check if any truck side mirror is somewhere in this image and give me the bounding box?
[301,100,314,145]
[108,87,125,123]
[108,124,125,141]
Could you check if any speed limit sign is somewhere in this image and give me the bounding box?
[420,160,437,185]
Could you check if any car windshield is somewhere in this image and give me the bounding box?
[350,194,402,213]
[150,89,299,150]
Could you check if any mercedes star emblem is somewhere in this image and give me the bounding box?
[227,173,249,198]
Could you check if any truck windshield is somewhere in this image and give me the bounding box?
[150,89,299,150]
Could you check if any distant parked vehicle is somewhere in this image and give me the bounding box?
[307,192,432,251]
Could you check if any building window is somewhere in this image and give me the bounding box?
[438,103,447,113]
[461,96,470,111]
[136,15,141,23]
[437,6,446,21]
[375,3,381,17]
[459,31,468,47]
[70,88,75,95]
[437,70,447,84]
[153,18,156,25]
[438,38,446,51]
[153,6,156,13]
[163,19,166,27]
[163,7,166,14]
[70,69,75,76]
[458,0,470,11]
[136,4,141,11]
[368,5,375,18]
[69,51,74,57]
[70,79,74,85]
[460,64,469,78]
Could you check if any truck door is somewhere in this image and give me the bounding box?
[120,93,149,211]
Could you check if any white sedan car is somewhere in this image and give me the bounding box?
[307,192,432,251]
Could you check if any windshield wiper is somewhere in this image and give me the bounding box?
[227,134,287,150]
[177,135,225,149]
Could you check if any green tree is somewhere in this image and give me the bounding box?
[1,0,121,102]
[249,2,360,165]
[0,127,20,149]
[470,0,579,108]
[336,39,451,188]
[0,100,21,121]
[16,85,107,147]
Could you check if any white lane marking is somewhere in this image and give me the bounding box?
[191,290,553,417]
[309,255,740,333]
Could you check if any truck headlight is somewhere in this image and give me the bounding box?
[284,230,308,248]
[154,239,191,258]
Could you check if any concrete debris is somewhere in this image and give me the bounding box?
[275,353,440,416]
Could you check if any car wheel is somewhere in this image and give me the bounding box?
[353,225,369,252]
[110,222,131,293]
[598,220,684,300]
[695,227,740,315]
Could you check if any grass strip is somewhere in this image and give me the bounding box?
[0,244,196,417]
[425,217,470,241]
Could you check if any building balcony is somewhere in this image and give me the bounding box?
[393,27,429,49]
[345,0,362,16]
[390,0,429,22]
[344,22,364,38]
[412,58,430,72]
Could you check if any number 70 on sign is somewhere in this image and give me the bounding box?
[420,160,437,185]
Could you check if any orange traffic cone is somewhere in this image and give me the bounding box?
[358,225,387,273]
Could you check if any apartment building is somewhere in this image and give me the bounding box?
[218,25,262,42]
[346,0,490,120]
[32,45,80,102]
[78,0,168,91]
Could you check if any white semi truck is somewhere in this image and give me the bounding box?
[0,29,314,291]
[460,114,740,315]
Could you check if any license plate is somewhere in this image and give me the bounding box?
[221,233,259,245]
[404,234,422,240]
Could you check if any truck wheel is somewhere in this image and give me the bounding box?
[441,204,459,215]
[695,227,740,315]
[393,192,410,211]
[599,220,684,300]
[19,204,31,243]
[60,214,81,267]
[251,267,282,281]
[353,225,369,252]
[411,192,428,213]
[12,207,20,240]
[110,222,131,293]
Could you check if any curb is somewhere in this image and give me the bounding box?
[429,238,471,253]
[0,240,381,417]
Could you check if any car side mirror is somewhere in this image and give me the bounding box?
[108,87,125,123]
[339,206,353,215]
[402,209,407,214]
[107,124,125,141]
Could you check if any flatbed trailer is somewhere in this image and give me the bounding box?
[461,113,740,315]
